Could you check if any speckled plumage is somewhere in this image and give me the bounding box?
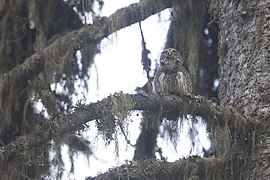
[153,48,192,96]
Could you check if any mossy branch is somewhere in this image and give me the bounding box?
[0,93,257,162]
[85,156,227,180]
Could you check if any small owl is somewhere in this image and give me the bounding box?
[153,48,192,96]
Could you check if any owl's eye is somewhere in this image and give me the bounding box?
[161,59,165,65]
[176,58,180,62]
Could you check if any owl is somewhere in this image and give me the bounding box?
[153,48,192,96]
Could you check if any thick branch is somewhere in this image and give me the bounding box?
[86,156,228,180]
[0,93,256,162]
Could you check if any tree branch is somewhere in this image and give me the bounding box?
[0,93,257,162]
[86,156,228,180]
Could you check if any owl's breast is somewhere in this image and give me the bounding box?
[158,72,178,94]
[159,71,190,95]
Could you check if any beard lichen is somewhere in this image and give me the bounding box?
[96,92,135,145]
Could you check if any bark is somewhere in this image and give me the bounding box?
[218,0,270,179]
[218,0,270,119]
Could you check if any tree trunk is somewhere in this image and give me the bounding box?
[218,0,270,178]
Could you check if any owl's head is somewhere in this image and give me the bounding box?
[160,48,182,71]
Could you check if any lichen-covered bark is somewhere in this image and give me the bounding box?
[218,1,270,119]
[218,0,270,178]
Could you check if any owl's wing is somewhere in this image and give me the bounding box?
[178,66,193,94]
[153,68,166,94]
